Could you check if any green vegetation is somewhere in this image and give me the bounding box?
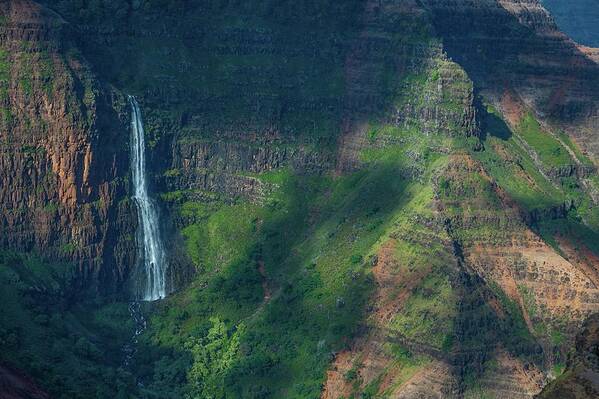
[557,130,593,166]
[386,344,430,387]
[185,317,245,399]
[20,78,32,96]
[181,201,261,273]
[488,282,537,348]
[43,202,58,213]
[516,112,573,168]
[135,55,558,398]
[390,273,456,350]
[551,363,566,377]
[475,103,599,371]
[39,50,55,97]
[22,145,45,154]
[138,54,462,393]
[0,251,136,399]
[478,106,599,245]
[18,54,33,97]
[476,105,599,242]
[0,48,9,83]
[551,330,566,347]
[142,159,411,397]
[518,284,538,319]
[1,108,12,125]
[163,168,181,177]
[59,243,77,254]
[0,47,10,115]
[476,138,561,210]
[477,108,563,210]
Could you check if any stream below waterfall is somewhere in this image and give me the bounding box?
[122,301,147,370]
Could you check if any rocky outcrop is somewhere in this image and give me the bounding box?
[171,138,332,175]
[537,314,599,398]
[421,0,599,159]
[164,136,333,202]
[0,0,135,294]
[337,0,480,171]
[322,152,599,398]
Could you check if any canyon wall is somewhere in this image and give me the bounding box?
[24,0,599,294]
[0,0,135,295]
[422,0,599,157]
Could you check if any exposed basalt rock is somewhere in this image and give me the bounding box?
[537,314,599,398]
[323,154,599,398]
[320,5,599,394]
[392,58,479,139]
[165,169,270,204]
[578,45,599,65]
[171,138,333,175]
[0,0,135,295]
[337,0,447,171]
[440,156,599,326]
[50,1,366,153]
[337,0,480,172]
[421,0,599,159]
[20,0,595,302]
[525,201,575,225]
[164,136,333,202]
[546,164,596,179]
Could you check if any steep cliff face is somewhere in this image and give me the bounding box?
[0,0,135,294]
[422,0,599,158]
[537,314,599,398]
[321,1,599,398]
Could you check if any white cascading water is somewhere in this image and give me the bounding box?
[129,96,168,301]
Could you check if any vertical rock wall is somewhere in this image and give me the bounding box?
[0,0,135,295]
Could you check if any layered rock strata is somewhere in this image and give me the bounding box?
[0,0,134,294]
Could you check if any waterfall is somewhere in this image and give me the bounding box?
[129,96,168,301]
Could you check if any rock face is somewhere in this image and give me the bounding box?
[166,136,334,203]
[422,0,599,156]
[321,1,599,398]
[10,0,593,296]
[321,152,599,398]
[537,314,599,398]
[0,0,135,295]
